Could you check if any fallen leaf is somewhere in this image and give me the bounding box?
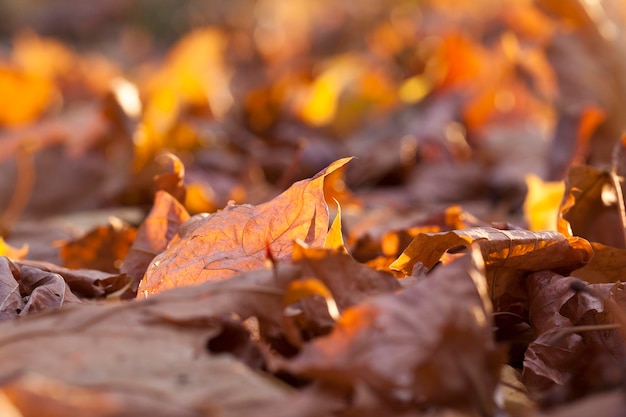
[16,259,132,299]
[558,165,626,248]
[292,242,401,310]
[153,152,187,204]
[0,265,305,417]
[522,273,626,404]
[280,247,502,415]
[0,67,55,126]
[389,227,592,311]
[139,157,352,296]
[523,174,564,231]
[0,238,28,260]
[571,242,626,284]
[121,191,190,295]
[0,257,81,320]
[60,218,136,273]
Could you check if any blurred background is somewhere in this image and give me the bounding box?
[0,0,625,232]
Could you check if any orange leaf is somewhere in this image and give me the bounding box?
[60,219,136,273]
[0,68,54,126]
[139,157,353,296]
[122,190,190,295]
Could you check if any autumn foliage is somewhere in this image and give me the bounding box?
[1,0,626,416]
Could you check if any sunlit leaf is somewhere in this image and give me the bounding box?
[139,158,352,296]
[390,227,593,310]
[523,174,564,231]
[0,239,27,260]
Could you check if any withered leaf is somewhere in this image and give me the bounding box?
[0,257,81,320]
[121,190,190,295]
[571,242,626,284]
[139,157,352,297]
[0,266,306,417]
[280,247,502,415]
[558,165,626,248]
[153,152,187,204]
[292,242,401,310]
[16,259,132,299]
[522,273,626,404]
[60,218,136,273]
[389,227,592,310]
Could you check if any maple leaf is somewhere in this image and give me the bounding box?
[139,157,352,297]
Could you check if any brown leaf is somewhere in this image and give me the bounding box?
[571,242,626,284]
[153,152,187,204]
[60,218,136,273]
[558,165,626,248]
[16,259,132,299]
[522,273,626,404]
[139,157,352,297]
[0,257,81,320]
[121,190,190,295]
[0,266,305,417]
[292,243,401,310]
[279,247,502,415]
[389,227,592,311]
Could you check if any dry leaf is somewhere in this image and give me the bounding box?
[0,257,81,320]
[571,242,626,284]
[16,259,132,299]
[139,157,352,297]
[0,265,307,417]
[280,247,502,415]
[390,227,592,311]
[522,273,626,404]
[558,165,626,248]
[121,190,190,295]
[60,218,136,273]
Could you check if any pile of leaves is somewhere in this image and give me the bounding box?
[1,0,626,416]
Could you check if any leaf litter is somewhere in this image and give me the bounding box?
[2,1,626,416]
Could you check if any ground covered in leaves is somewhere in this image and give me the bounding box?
[1,0,626,416]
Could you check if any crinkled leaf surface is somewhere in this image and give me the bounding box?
[140,157,352,296]
[16,259,132,299]
[390,227,592,310]
[281,247,502,415]
[558,165,626,248]
[0,265,305,417]
[522,273,626,403]
[0,257,81,320]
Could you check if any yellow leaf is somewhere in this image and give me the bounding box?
[284,278,340,320]
[324,200,347,253]
[523,174,564,231]
[0,238,27,260]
